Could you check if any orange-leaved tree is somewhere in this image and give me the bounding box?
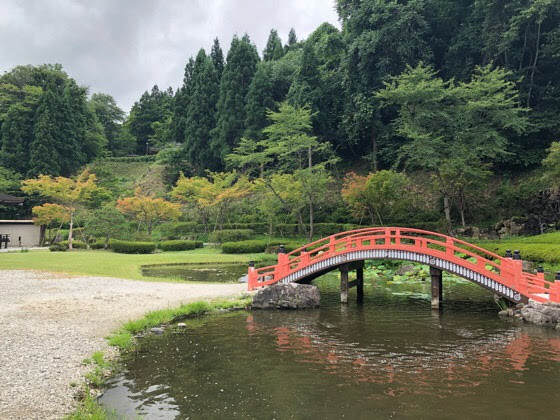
[116,188,181,235]
[22,170,104,249]
[31,203,70,244]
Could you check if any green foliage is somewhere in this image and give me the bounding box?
[211,34,260,163]
[543,141,560,188]
[110,240,156,254]
[49,243,67,252]
[158,240,203,251]
[182,49,220,173]
[208,229,255,243]
[221,239,272,254]
[263,29,285,61]
[128,85,173,154]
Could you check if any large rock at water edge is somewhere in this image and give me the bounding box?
[252,283,320,310]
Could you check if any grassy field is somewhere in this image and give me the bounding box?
[0,247,271,280]
[474,232,560,264]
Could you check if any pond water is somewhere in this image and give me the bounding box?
[141,263,248,282]
[101,266,560,419]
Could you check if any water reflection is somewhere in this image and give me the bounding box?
[101,275,560,419]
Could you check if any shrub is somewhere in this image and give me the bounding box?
[209,229,254,243]
[49,243,67,252]
[158,240,203,251]
[90,240,108,250]
[53,240,87,250]
[110,240,156,254]
[222,240,271,254]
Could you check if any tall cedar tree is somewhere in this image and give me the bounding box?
[183,49,220,174]
[263,29,285,61]
[211,35,259,165]
[211,38,225,77]
[169,58,195,145]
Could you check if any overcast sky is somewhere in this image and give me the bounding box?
[0,0,340,112]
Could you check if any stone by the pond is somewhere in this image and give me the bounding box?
[150,327,165,335]
[176,323,186,328]
[238,275,248,283]
[252,283,320,310]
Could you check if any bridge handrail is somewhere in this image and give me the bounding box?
[247,227,560,303]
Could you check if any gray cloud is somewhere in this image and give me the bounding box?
[0,0,339,111]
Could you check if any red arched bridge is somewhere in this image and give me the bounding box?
[248,227,560,307]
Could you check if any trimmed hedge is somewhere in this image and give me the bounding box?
[158,240,203,251]
[222,240,274,254]
[49,243,67,252]
[479,242,560,264]
[209,229,254,243]
[110,240,156,254]
[90,240,108,250]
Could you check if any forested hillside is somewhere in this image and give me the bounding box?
[1,0,560,235]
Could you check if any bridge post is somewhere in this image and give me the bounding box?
[340,264,349,304]
[356,261,364,303]
[430,266,443,309]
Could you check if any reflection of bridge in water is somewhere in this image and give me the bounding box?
[248,227,560,307]
[245,312,560,393]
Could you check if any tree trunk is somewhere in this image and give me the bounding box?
[371,126,378,172]
[68,211,74,250]
[443,194,452,233]
[527,21,542,108]
[308,202,314,241]
[105,234,110,249]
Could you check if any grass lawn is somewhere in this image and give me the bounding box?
[0,247,272,280]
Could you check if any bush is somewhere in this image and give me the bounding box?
[222,240,272,254]
[158,240,203,251]
[110,240,156,254]
[49,243,67,252]
[209,229,254,243]
[53,240,87,250]
[90,240,108,250]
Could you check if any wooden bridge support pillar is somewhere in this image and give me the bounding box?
[430,266,443,309]
[356,261,364,304]
[340,264,349,304]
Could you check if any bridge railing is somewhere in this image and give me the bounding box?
[247,227,560,303]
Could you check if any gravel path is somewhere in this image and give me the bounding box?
[0,270,246,419]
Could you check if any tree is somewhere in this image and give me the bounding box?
[263,29,284,61]
[116,189,181,235]
[211,35,260,163]
[168,58,195,145]
[287,28,298,48]
[543,141,560,189]
[183,49,220,173]
[31,203,69,244]
[128,85,173,154]
[0,166,21,193]
[171,171,253,230]
[89,93,126,156]
[21,170,106,249]
[342,170,410,225]
[210,38,225,77]
[377,63,528,230]
[228,102,336,239]
[338,0,433,167]
[83,205,128,248]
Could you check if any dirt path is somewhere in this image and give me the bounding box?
[0,270,246,419]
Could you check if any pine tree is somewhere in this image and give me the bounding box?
[1,102,35,174]
[183,49,220,173]
[263,29,284,61]
[211,34,260,164]
[210,38,224,77]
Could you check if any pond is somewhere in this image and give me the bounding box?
[101,265,560,419]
